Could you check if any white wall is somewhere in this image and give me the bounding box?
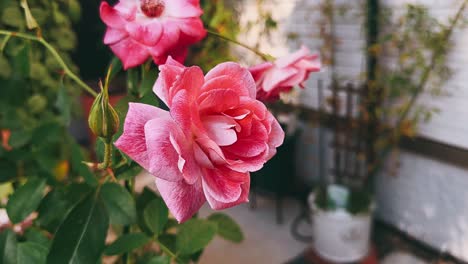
[236,0,468,261]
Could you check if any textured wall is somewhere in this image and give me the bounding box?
[376,152,468,260]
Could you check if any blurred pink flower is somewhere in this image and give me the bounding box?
[115,57,284,222]
[100,0,206,69]
[249,45,321,101]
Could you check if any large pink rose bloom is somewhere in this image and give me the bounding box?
[100,0,206,69]
[115,57,284,222]
[249,45,321,101]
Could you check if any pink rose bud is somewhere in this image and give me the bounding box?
[249,45,321,101]
[99,0,206,69]
[115,58,285,222]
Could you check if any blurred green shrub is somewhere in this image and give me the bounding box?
[0,0,85,191]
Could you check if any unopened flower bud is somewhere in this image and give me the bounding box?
[88,84,120,143]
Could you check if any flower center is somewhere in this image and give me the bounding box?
[140,0,165,18]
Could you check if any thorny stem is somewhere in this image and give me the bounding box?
[206,29,274,61]
[0,30,97,97]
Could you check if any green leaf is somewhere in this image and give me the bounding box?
[55,78,71,125]
[143,198,168,235]
[208,213,244,243]
[6,177,46,223]
[115,162,142,181]
[176,219,217,255]
[0,229,17,264]
[36,183,92,232]
[139,68,158,98]
[136,188,159,234]
[0,160,16,183]
[17,242,47,264]
[46,192,109,264]
[100,182,136,225]
[11,44,30,79]
[146,255,170,264]
[138,92,159,107]
[107,56,122,84]
[23,228,50,248]
[1,6,24,28]
[8,129,32,149]
[31,122,62,146]
[104,233,150,256]
[70,139,97,186]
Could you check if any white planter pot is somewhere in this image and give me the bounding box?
[308,192,374,263]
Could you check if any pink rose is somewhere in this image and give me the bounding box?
[100,0,206,69]
[249,45,321,101]
[115,57,284,222]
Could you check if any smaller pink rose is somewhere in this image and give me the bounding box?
[249,45,321,101]
[100,0,206,69]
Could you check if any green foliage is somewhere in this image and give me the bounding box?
[46,192,109,264]
[143,198,169,236]
[176,219,217,255]
[187,0,240,71]
[100,182,137,225]
[0,0,82,194]
[17,242,48,264]
[104,233,150,256]
[6,177,46,223]
[208,213,244,243]
[375,3,462,141]
[0,229,17,264]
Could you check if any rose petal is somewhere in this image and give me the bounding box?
[202,115,238,146]
[109,38,150,69]
[204,62,256,99]
[114,103,167,171]
[204,172,250,210]
[125,21,163,46]
[168,66,204,107]
[164,0,203,18]
[249,62,273,81]
[275,45,311,68]
[177,18,206,40]
[100,2,126,28]
[198,89,240,114]
[156,178,206,223]
[202,169,244,203]
[223,140,267,158]
[144,117,185,182]
[153,56,185,106]
[262,67,297,92]
[104,28,127,45]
